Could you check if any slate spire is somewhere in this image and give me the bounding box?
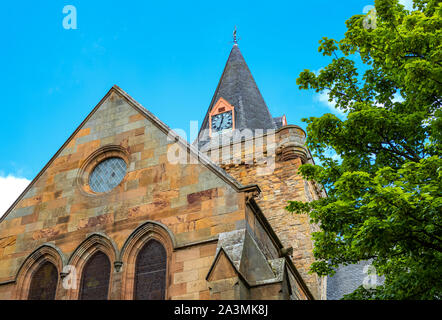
[197,44,277,146]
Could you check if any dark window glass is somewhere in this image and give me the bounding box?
[134,240,167,300]
[79,251,111,300]
[28,261,58,300]
[89,157,127,193]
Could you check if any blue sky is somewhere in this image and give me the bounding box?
[0,0,413,214]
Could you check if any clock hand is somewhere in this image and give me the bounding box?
[222,112,231,129]
[219,115,224,129]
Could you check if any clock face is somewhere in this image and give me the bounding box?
[211,111,233,133]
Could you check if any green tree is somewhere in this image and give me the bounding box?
[287,0,442,299]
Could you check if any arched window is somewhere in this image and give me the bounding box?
[79,251,111,300]
[28,261,58,300]
[134,240,167,300]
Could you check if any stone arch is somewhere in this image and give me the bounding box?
[66,233,118,299]
[14,244,65,300]
[120,221,175,299]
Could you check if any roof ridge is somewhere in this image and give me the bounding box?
[0,85,260,223]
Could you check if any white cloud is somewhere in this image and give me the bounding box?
[316,90,405,115]
[316,90,346,117]
[313,149,343,166]
[331,153,342,162]
[318,90,336,108]
[393,93,405,103]
[372,93,405,109]
[0,175,31,218]
[312,68,322,76]
[399,0,414,10]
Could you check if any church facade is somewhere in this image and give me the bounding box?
[0,44,326,300]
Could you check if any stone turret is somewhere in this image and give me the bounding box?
[195,44,326,299]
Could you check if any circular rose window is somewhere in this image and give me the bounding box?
[89,157,127,193]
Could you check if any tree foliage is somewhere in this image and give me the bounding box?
[287,0,442,299]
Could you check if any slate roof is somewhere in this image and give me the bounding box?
[326,260,385,300]
[273,116,285,129]
[196,45,277,147]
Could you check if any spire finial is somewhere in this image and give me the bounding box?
[233,26,238,45]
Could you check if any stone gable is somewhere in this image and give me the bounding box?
[0,86,311,300]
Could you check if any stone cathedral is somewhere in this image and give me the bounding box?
[0,43,328,300]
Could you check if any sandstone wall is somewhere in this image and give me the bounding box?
[0,89,248,299]
[201,126,324,299]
